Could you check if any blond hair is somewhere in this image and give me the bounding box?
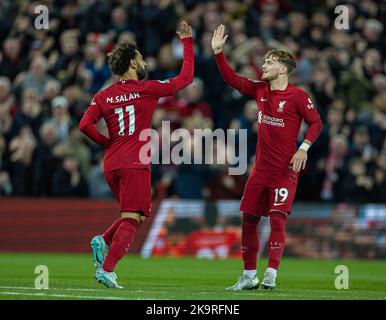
[263,50,297,73]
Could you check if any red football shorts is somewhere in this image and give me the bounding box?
[240,168,299,216]
[104,168,151,217]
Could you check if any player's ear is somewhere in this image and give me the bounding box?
[280,65,287,75]
[130,58,137,70]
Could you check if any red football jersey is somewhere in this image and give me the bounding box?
[215,52,323,173]
[80,38,194,172]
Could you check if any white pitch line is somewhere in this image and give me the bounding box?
[0,286,291,297]
[0,285,254,295]
[2,289,373,300]
[0,291,129,300]
[0,286,106,292]
[0,286,258,297]
[3,285,369,299]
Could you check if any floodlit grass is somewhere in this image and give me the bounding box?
[0,253,385,300]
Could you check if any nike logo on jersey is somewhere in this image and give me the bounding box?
[261,97,267,101]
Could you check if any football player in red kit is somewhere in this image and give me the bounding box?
[79,21,194,288]
[212,25,323,290]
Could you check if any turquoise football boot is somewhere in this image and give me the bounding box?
[90,235,109,268]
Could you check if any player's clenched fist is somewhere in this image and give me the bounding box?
[176,20,193,39]
[212,24,229,54]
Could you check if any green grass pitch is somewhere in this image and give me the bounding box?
[0,253,385,300]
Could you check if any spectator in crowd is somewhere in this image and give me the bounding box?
[82,43,111,94]
[0,77,17,116]
[229,100,258,160]
[41,80,61,117]
[110,6,130,34]
[319,134,349,202]
[206,137,247,199]
[48,96,73,144]
[176,77,213,119]
[34,121,60,196]
[62,85,91,121]
[350,125,377,165]
[52,154,88,197]
[14,55,54,96]
[0,37,26,81]
[0,133,12,195]
[66,125,91,179]
[373,147,386,203]
[8,125,36,195]
[0,0,384,204]
[51,30,81,88]
[13,88,44,138]
[88,153,112,199]
[0,105,14,141]
[336,157,374,203]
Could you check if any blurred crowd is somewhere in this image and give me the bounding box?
[0,0,385,204]
[148,201,386,259]
[285,204,386,259]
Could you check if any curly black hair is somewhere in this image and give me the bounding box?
[107,41,137,76]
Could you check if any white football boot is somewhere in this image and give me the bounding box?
[261,269,276,290]
[226,274,259,290]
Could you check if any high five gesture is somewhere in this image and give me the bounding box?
[211,24,228,54]
[177,20,193,40]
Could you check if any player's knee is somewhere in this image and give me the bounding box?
[269,211,287,231]
[121,211,141,222]
[242,212,260,225]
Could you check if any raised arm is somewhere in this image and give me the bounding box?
[145,21,194,97]
[212,24,263,98]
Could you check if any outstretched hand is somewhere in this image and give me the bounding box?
[290,149,308,172]
[176,21,193,39]
[212,24,229,54]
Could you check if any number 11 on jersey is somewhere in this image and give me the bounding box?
[115,105,135,136]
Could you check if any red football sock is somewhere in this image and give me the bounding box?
[241,213,260,270]
[102,218,140,272]
[267,212,287,270]
[102,218,126,246]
